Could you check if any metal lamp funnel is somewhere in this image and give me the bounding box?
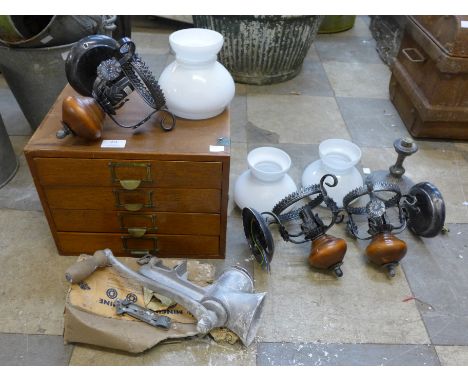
[199,266,267,346]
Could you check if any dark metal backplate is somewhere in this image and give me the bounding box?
[407,182,446,238]
[242,207,275,270]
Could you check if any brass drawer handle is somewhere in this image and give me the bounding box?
[402,48,425,63]
[127,227,147,237]
[118,213,158,234]
[124,203,144,212]
[122,236,158,256]
[109,162,153,189]
[114,190,154,210]
[120,179,141,190]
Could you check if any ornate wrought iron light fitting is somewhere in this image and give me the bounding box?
[343,179,446,277]
[242,174,348,277]
[58,35,175,140]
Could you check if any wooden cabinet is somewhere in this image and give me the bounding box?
[25,86,230,258]
[390,16,468,139]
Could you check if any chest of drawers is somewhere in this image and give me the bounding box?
[24,86,230,258]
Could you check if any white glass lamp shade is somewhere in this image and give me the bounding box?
[302,139,363,207]
[234,147,297,212]
[169,28,224,62]
[319,139,361,171]
[247,147,292,182]
[158,28,235,120]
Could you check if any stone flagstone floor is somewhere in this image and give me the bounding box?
[1,16,468,366]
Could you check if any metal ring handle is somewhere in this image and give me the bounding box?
[117,37,136,63]
[402,48,425,63]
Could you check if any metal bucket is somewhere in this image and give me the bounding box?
[319,16,356,34]
[193,15,324,85]
[0,15,102,48]
[0,43,73,130]
[0,114,19,189]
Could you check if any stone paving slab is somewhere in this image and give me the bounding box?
[0,209,75,335]
[435,346,468,366]
[247,94,351,144]
[322,61,391,99]
[8,135,31,156]
[230,95,247,143]
[316,36,381,64]
[0,155,42,211]
[143,338,256,366]
[131,31,171,55]
[70,338,256,366]
[401,225,468,345]
[69,344,144,366]
[228,142,247,218]
[305,44,320,62]
[257,342,440,366]
[457,155,468,213]
[0,88,32,136]
[336,97,411,148]
[0,333,73,366]
[246,61,334,98]
[454,141,468,153]
[223,217,255,276]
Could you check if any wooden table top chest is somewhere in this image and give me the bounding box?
[24,86,230,258]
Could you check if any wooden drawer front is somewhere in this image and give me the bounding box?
[34,158,223,189]
[57,232,220,258]
[51,210,220,235]
[44,187,221,213]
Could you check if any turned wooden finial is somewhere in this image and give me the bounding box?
[58,95,105,140]
[365,233,407,276]
[308,234,347,277]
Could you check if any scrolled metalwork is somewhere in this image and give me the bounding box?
[343,181,406,240]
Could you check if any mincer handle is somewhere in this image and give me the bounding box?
[65,250,110,284]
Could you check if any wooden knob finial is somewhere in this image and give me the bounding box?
[308,234,347,277]
[365,233,407,276]
[59,95,105,140]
